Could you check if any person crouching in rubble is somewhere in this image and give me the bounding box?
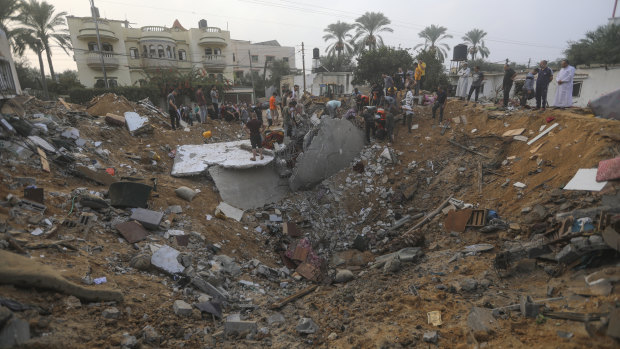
[362,106,376,144]
[244,112,264,161]
[167,88,180,130]
[325,99,342,118]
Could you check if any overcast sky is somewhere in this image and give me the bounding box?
[19,0,617,72]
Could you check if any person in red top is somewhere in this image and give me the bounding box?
[244,112,264,161]
[269,92,279,126]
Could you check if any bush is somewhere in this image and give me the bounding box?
[68,86,160,105]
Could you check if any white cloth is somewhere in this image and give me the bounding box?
[405,90,414,107]
[553,65,576,107]
[456,67,470,98]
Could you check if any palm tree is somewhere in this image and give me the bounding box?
[414,24,453,61]
[462,28,490,60]
[17,0,71,81]
[353,12,393,52]
[0,0,21,40]
[323,21,354,57]
[12,27,48,98]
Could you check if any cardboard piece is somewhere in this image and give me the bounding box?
[563,168,608,191]
[444,209,473,233]
[502,128,525,137]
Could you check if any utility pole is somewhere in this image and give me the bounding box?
[248,50,255,103]
[301,42,306,92]
[90,0,108,88]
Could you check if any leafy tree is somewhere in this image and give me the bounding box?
[319,54,355,72]
[565,24,620,65]
[47,70,84,95]
[414,24,453,62]
[16,0,71,81]
[352,46,413,85]
[353,12,393,52]
[265,59,290,88]
[142,67,232,100]
[323,21,355,57]
[12,27,48,98]
[466,58,503,73]
[14,59,41,89]
[415,49,449,92]
[462,28,490,60]
[0,0,21,42]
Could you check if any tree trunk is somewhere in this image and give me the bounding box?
[37,51,49,100]
[43,40,56,82]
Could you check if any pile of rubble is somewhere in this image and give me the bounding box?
[0,92,619,347]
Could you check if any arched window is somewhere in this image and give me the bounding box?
[149,45,155,57]
[142,45,147,57]
[157,45,164,58]
[102,43,113,52]
[204,48,212,56]
[88,42,98,51]
[178,49,186,61]
[217,73,223,82]
[108,79,118,87]
[166,46,172,58]
[129,47,139,59]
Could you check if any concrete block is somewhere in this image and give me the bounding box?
[215,202,244,221]
[224,314,257,336]
[102,307,120,319]
[151,245,184,274]
[423,331,438,343]
[130,208,163,230]
[555,244,580,264]
[172,300,192,317]
[296,318,318,334]
[191,277,229,302]
[467,307,498,334]
[0,315,30,347]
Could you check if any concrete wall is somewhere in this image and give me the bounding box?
[281,72,360,97]
[0,29,22,96]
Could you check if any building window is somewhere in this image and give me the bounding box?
[213,48,221,55]
[157,45,164,58]
[0,60,17,94]
[265,56,274,62]
[88,42,98,51]
[572,81,582,97]
[102,43,113,52]
[166,46,172,58]
[282,57,289,63]
[95,79,105,88]
[232,53,236,62]
[129,48,139,59]
[142,45,147,57]
[178,49,186,61]
[205,48,212,55]
[108,79,118,87]
[235,71,243,79]
[149,45,154,57]
[217,73,223,82]
[251,55,258,63]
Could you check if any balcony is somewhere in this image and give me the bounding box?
[141,57,178,70]
[198,27,227,47]
[78,19,117,41]
[140,26,175,43]
[202,55,226,71]
[86,51,119,71]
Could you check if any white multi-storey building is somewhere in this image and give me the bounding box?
[66,17,295,89]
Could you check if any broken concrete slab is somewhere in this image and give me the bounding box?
[215,202,244,222]
[225,314,257,336]
[564,168,608,191]
[289,118,365,191]
[467,307,498,334]
[209,164,289,210]
[296,317,319,334]
[194,301,222,319]
[61,127,80,139]
[171,140,275,177]
[26,136,56,153]
[191,277,229,302]
[124,112,148,134]
[116,221,149,243]
[130,208,163,230]
[150,245,184,274]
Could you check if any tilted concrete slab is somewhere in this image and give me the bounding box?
[124,112,148,133]
[209,164,289,210]
[289,118,365,191]
[171,140,274,177]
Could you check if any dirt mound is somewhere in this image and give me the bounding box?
[86,93,136,116]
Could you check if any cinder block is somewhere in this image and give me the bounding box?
[130,208,163,230]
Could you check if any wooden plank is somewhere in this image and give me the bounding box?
[37,147,50,173]
[57,97,71,110]
[527,123,559,145]
[269,285,317,310]
[529,140,548,154]
[502,128,525,137]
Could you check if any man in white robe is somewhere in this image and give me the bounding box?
[456,63,470,99]
[553,59,576,108]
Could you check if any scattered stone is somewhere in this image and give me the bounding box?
[267,313,285,326]
[129,253,151,271]
[102,307,120,319]
[151,245,184,274]
[214,255,241,276]
[130,208,163,230]
[173,300,192,317]
[334,269,354,283]
[328,332,338,340]
[142,325,160,344]
[557,330,573,339]
[0,315,30,347]
[296,317,319,334]
[467,307,498,335]
[65,295,81,308]
[459,278,478,292]
[167,205,182,214]
[121,333,138,348]
[383,255,401,273]
[423,331,438,344]
[224,314,258,336]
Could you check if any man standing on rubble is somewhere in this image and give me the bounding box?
[195,86,208,123]
[362,106,375,144]
[521,67,539,107]
[535,60,553,111]
[383,73,394,96]
[269,92,279,125]
[418,60,427,89]
[244,112,264,161]
[465,66,484,106]
[414,62,422,96]
[167,88,180,130]
[502,63,517,109]
[553,59,576,109]
[456,63,470,100]
[432,86,447,123]
[210,85,219,119]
